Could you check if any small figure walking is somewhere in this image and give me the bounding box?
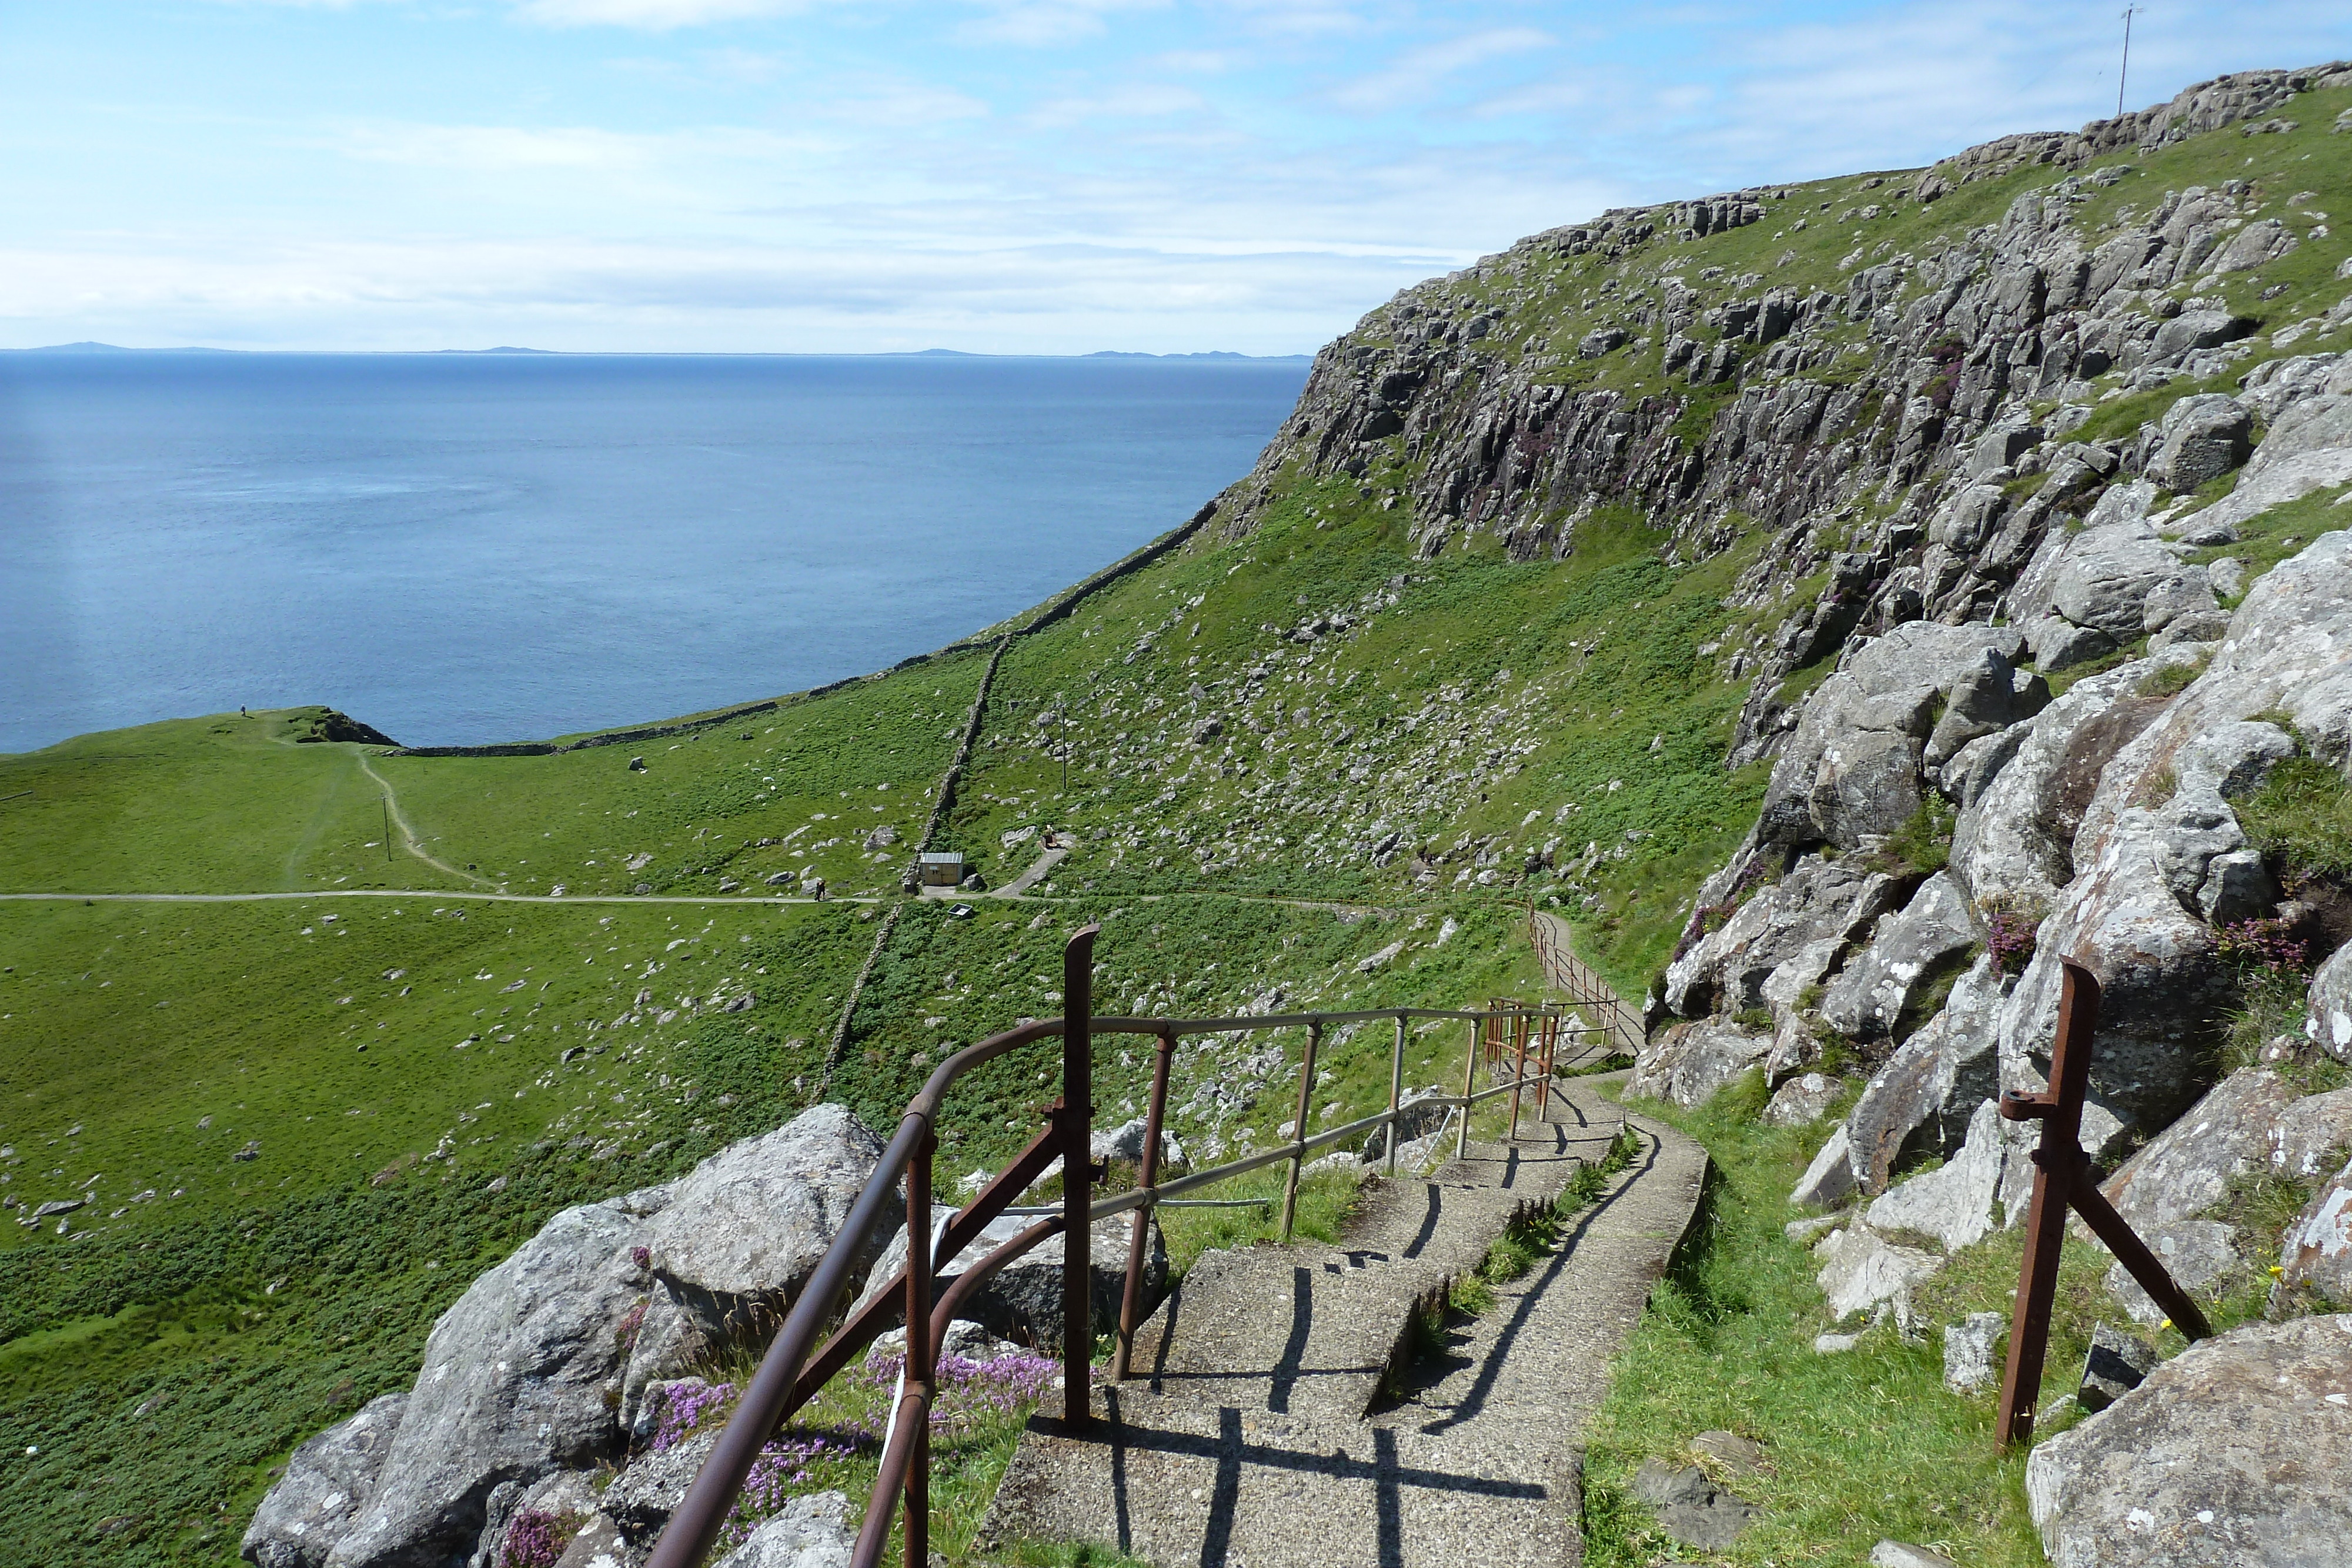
[240,705,248,717]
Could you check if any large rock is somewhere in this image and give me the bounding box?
[1628,1018,1771,1108]
[1943,1312,2004,1393]
[2274,1156,2352,1312]
[856,1208,1167,1355]
[2104,1220,2243,1325]
[1842,955,2007,1194]
[1813,1223,1942,1320]
[243,1395,407,1568]
[2310,941,2352,1064]
[326,1199,661,1568]
[711,1492,853,1568]
[1665,854,1901,1017]
[2270,1085,2352,1179]
[622,1106,888,1424]
[1760,1071,1842,1128]
[2026,1314,2352,1566]
[2036,517,2186,640]
[2145,394,2252,492]
[2099,1069,2295,1232]
[1864,1098,2036,1252]
[1756,623,2022,850]
[1819,872,1979,1041]
[1790,1124,1856,1209]
[1924,644,2049,769]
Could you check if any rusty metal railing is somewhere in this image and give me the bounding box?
[1528,904,1644,1061]
[1994,959,2213,1446]
[645,927,1600,1568]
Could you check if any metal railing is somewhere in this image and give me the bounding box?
[1527,904,1645,1061]
[645,925,1600,1568]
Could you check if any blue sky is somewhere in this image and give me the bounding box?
[1,1,2342,353]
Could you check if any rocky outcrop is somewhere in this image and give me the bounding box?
[2310,941,2352,1062]
[259,1106,886,1568]
[2026,1314,2352,1566]
[1818,871,1978,1041]
[713,1493,854,1568]
[1628,1018,1772,1107]
[855,1209,1167,1353]
[2099,1068,2295,1233]
[242,1396,407,1568]
[2274,1158,2352,1312]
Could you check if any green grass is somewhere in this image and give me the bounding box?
[2242,754,2352,882]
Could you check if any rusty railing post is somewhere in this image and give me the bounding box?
[1114,1027,1175,1381]
[1385,1012,1405,1177]
[1994,960,2211,1449]
[1507,1008,1531,1142]
[1061,924,1098,1428]
[903,1131,934,1568]
[1279,1019,1322,1244]
[1455,1015,1478,1162]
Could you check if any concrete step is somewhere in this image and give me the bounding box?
[983,1079,1709,1568]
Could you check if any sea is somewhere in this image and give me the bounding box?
[0,350,1311,755]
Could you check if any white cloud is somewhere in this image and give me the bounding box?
[1324,26,1556,114]
[509,0,830,28]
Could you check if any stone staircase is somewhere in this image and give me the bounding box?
[982,1076,1710,1567]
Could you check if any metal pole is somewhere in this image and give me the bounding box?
[1114,1029,1175,1380]
[1279,1021,1322,1244]
[904,1132,934,1568]
[1508,1009,1530,1142]
[1455,1017,1478,1162]
[1385,1014,1405,1178]
[1061,924,1098,1428]
[2117,6,2139,119]
[1995,962,2098,1447]
[382,798,392,862]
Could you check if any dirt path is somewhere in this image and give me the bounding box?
[356,753,501,890]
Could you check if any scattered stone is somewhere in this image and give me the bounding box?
[2027,1315,2352,1566]
[1870,1543,1959,1568]
[552,1512,639,1568]
[1943,1312,2004,1392]
[1783,1212,1846,1245]
[1865,1098,2035,1252]
[1813,1223,1942,1320]
[2146,393,2253,491]
[1627,1456,1759,1550]
[627,757,646,773]
[2077,1322,2158,1413]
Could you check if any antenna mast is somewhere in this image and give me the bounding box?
[2117,6,2142,120]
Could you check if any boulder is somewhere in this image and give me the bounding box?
[2137,567,2220,634]
[1818,872,1979,1042]
[1664,854,1901,1017]
[243,1395,407,1568]
[710,1492,853,1568]
[1843,955,2007,1195]
[2273,1156,2352,1311]
[1760,1072,1842,1128]
[1923,645,2048,768]
[552,1513,639,1568]
[2026,1315,2352,1565]
[2269,1085,2352,1179]
[2103,1220,2243,1325]
[2310,941,2352,1063]
[1942,1312,2004,1393]
[2049,522,2186,640]
[2148,307,2254,360]
[1628,1019,1771,1108]
[1865,1098,2036,1252]
[1813,1223,1942,1320]
[2020,614,2117,672]
[2099,1069,2294,1233]
[469,1472,597,1568]
[325,1200,657,1568]
[602,1429,720,1547]
[855,1209,1165,1354]
[623,1106,888,1420]
[1790,1125,1856,1209]
[2145,394,2252,492]
[2077,1322,2157,1413]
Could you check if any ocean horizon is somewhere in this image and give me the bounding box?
[0,350,1309,754]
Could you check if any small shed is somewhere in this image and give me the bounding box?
[917,851,966,888]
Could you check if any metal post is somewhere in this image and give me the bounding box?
[904,1132,934,1568]
[1455,1017,1478,1162]
[1507,1009,1530,1142]
[1996,959,2210,1447]
[1279,1021,1322,1244]
[1385,1014,1405,1178]
[1061,925,1098,1428]
[1114,1029,1175,1381]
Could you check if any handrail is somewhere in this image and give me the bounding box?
[646,929,1589,1568]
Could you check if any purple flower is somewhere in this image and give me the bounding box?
[500,1510,582,1568]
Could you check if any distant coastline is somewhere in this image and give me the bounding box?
[8,340,1314,361]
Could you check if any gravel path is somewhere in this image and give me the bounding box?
[984,1075,1709,1567]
